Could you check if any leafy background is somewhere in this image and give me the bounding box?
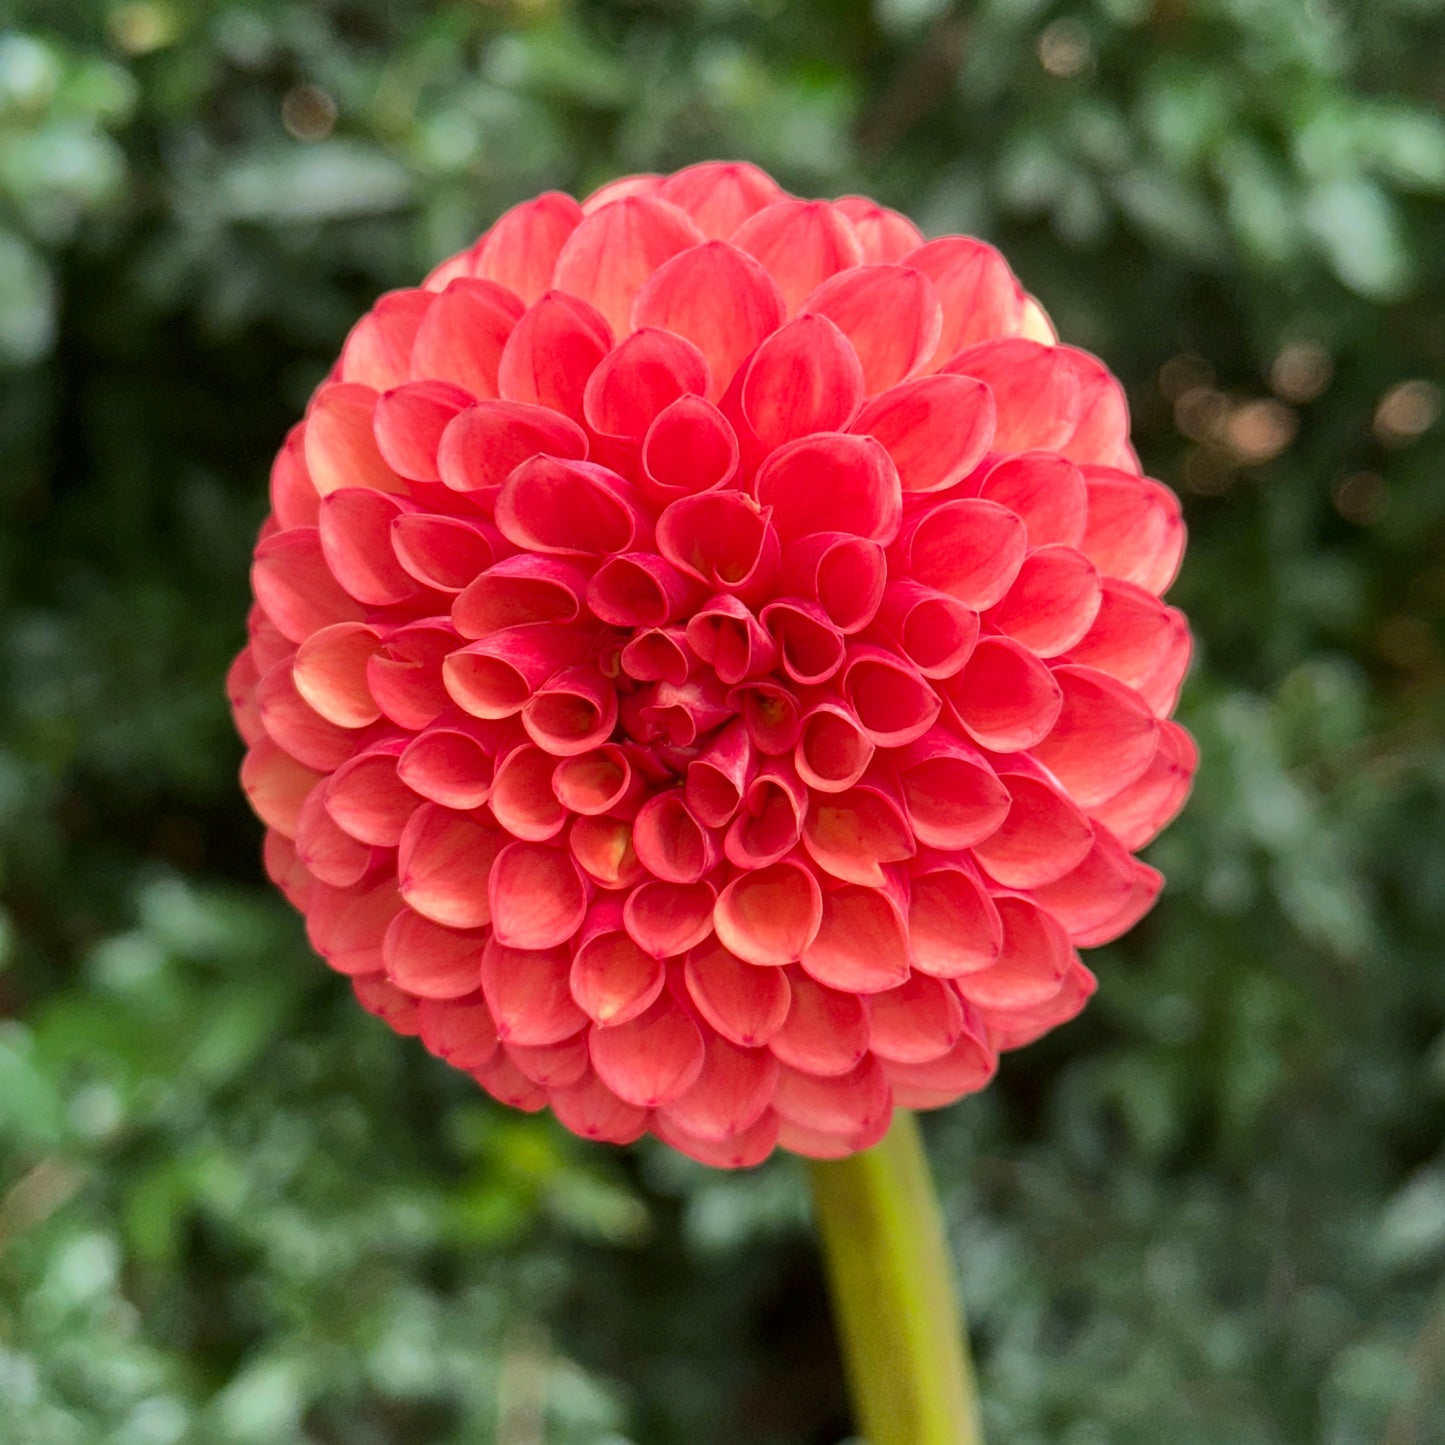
[2,1,1443,1441]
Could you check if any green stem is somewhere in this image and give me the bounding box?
[808,1110,983,1445]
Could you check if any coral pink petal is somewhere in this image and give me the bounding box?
[1088,721,1197,850]
[471,191,584,304]
[372,380,473,482]
[801,879,912,993]
[326,747,420,847]
[755,433,901,546]
[305,877,402,976]
[252,528,365,643]
[1066,578,1180,688]
[713,859,822,965]
[801,264,942,394]
[631,791,720,884]
[452,555,587,639]
[339,289,434,391]
[589,994,706,1108]
[955,896,1073,1010]
[841,644,941,747]
[867,973,965,1064]
[769,971,870,1075]
[436,399,588,498]
[732,199,864,314]
[656,489,780,599]
[292,621,382,728]
[391,514,500,596]
[522,666,618,758]
[687,594,779,686]
[725,763,807,870]
[947,636,1063,752]
[1031,665,1161,808]
[480,938,587,1045]
[729,680,803,757]
[496,291,612,421]
[304,383,406,497]
[657,161,785,238]
[241,739,323,838]
[760,598,844,686]
[488,842,587,949]
[944,339,1082,452]
[904,236,1026,367]
[269,425,319,530]
[980,960,1097,1052]
[570,916,666,1025]
[1080,467,1186,596]
[908,864,1003,977]
[506,1033,592,1090]
[1136,613,1192,717]
[794,702,876,794]
[228,650,265,746]
[833,196,924,263]
[588,552,699,630]
[569,815,646,891]
[583,327,710,448]
[397,726,496,811]
[366,622,457,731]
[495,455,643,557]
[659,1036,778,1141]
[490,743,568,840]
[471,1050,549,1112]
[873,580,980,680]
[382,909,486,999]
[1051,347,1133,467]
[883,1027,997,1108]
[683,938,792,1047]
[895,732,1010,850]
[780,532,888,634]
[771,1055,891,1148]
[418,997,499,1069]
[684,720,755,827]
[640,394,740,503]
[397,803,501,929]
[552,744,634,818]
[442,624,592,720]
[294,786,373,888]
[851,373,995,494]
[552,196,704,337]
[902,497,1026,611]
[622,879,716,958]
[975,452,1089,548]
[408,278,524,398]
[986,545,1102,657]
[550,1072,651,1145]
[1034,829,1163,945]
[255,659,357,771]
[802,783,915,887]
[318,489,418,606]
[353,974,421,1035]
[632,242,786,401]
[738,313,867,452]
[655,1111,778,1169]
[972,772,1095,888]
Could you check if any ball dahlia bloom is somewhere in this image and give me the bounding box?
[230,162,1195,1167]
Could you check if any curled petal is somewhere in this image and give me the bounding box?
[631,242,786,401]
[974,451,1089,549]
[801,780,915,886]
[683,937,791,1046]
[632,791,720,884]
[714,859,822,966]
[241,739,323,838]
[408,278,524,398]
[755,432,901,547]
[971,772,1095,889]
[801,264,942,394]
[488,841,588,949]
[256,658,356,771]
[589,993,706,1108]
[620,626,691,686]
[728,680,804,756]
[339,289,434,391]
[943,338,1082,453]
[1033,828,1163,945]
[978,960,1097,1052]
[833,196,924,263]
[769,971,869,1076]
[397,718,504,811]
[481,937,588,1045]
[373,380,472,482]
[736,313,866,454]
[841,644,941,747]
[326,745,421,847]
[771,1056,891,1151]
[1088,721,1197,850]
[551,1072,650,1145]
[658,1035,778,1141]
[801,874,912,993]
[638,675,734,747]
[779,532,887,634]
[851,373,994,494]
[552,744,637,817]
[383,909,485,999]
[453,554,588,640]
[318,488,418,606]
[418,997,499,1069]
[497,291,612,421]
[687,593,779,685]
[490,742,568,840]
[368,615,461,726]
[657,161,785,238]
[724,761,808,870]
[883,1025,997,1109]
[292,621,382,728]
[552,195,704,336]
[304,383,406,497]
[954,896,1072,1010]
[946,636,1063,752]
[732,198,864,314]
[760,598,845,686]
[570,905,666,1025]
[392,514,502,596]
[471,191,584,304]
[252,528,365,643]
[794,701,875,794]
[904,236,1026,368]
[985,544,1102,658]
[1030,664,1160,808]
[640,394,740,505]
[496,456,646,558]
[908,863,1003,977]
[442,625,593,720]
[1079,466,1186,596]
[521,666,618,758]
[895,730,1010,850]
[655,489,780,601]
[582,327,710,445]
[685,719,756,828]
[867,973,965,1064]
[588,552,700,629]
[398,803,502,928]
[306,877,402,976]
[436,399,588,499]
[873,580,980,680]
[569,815,647,891]
[900,497,1026,611]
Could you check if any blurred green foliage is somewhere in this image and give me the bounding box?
[2,0,1443,1441]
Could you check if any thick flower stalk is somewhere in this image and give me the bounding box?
[230,162,1196,1168]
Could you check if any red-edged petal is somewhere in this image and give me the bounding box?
[366,621,458,731]
[978,959,1097,1051]
[582,327,711,446]
[490,742,568,840]
[655,489,780,600]
[443,624,592,720]
[640,394,740,504]
[623,879,716,958]
[653,1110,778,1169]
[841,644,941,747]
[631,791,720,884]
[882,1025,997,1108]
[392,514,501,596]
[294,784,373,888]
[779,532,887,634]
[452,554,587,639]
[292,622,382,728]
[684,720,756,828]
[735,313,866,454]
[570,905,667,1025]
[872,580,980,680]
[373,380,473,482]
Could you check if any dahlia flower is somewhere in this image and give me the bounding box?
[230,161,1195,1168]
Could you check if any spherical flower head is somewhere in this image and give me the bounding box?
[230,162,1196,1167]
